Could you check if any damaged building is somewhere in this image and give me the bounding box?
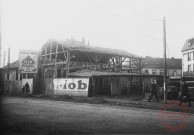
[39,38,159,97]
[0,38,163,96]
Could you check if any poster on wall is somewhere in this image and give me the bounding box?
[53,78,89,97]
[19,50,38,73]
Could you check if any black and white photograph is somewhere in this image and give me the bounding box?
[0,0,194,134]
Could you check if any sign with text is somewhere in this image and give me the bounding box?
[19,50,38,73]
[53,78,89,97]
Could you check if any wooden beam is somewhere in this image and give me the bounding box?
[44,47,46,59]
[62,46,67,60]
[139,58,142,74]
[122,57,127,62]
[87,53,93,63]
[54,43,58,78]
[97,54,103,63]
[129,58,131,73]
[55,43,58,61]
[50,42,52,62]
[66,49,70,78]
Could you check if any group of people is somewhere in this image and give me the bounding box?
[148,80,192,106]
[22,82,30,94]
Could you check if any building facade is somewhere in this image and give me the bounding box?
[142,57,182,77]
[182,38,194,77]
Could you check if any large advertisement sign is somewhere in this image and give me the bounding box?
[19,50,38,73]
[53,78,89,97]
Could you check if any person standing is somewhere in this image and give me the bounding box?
[25,82,30,94]
[22,86,25,94]
[148,81,159,102]
[179,81,191,106]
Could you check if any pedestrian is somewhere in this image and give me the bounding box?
[25,82,30,94]
[179,80,191,106]
[148,81,159,102]
[22,86,25,94]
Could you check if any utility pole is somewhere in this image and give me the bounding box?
[163,17,167,103]
[0,4,2,68]
[3,51,5,67]
[7,48,10,93]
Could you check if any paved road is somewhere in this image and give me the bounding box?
[1,96,194,134]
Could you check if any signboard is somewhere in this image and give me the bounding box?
[19,50,38,73]
[53,78,89,97]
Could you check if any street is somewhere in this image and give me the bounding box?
[1,96,194,134]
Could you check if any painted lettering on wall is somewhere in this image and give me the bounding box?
[53,78,89,91]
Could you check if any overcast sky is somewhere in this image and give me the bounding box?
[1,0,194,65]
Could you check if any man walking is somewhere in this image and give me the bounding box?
[148,81,159,102]
[179,81,191,106]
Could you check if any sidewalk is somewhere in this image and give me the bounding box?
[103,96,194,113]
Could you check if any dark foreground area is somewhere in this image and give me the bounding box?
[0,96,194,134]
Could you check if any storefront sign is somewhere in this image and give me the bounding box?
[19,50,38,73]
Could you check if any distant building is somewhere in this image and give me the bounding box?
[0,60,39,94]
[1,60,21,93]
[142,57,182,77]
[182,37,194,78]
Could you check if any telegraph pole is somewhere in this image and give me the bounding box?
[7,48,10,93]
[0,3,2,68]
[163,17,167,103]
[3,51,5,66]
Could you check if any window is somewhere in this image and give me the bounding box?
[173,70,177,76]
[188,65,191,75]
[23,73,26,79]
[145,70,148,74]
[188,41,192,47]
[167,70,169,76]
[16,70,18,80]
[193,64,194,72]
[20,73,22,80]
[193,51,194,60]
[160,70,163,75]
[28,73,34,78]
[152,70,156,75]
[7,73,9,80]
[188,52,191,61]
[57,69,61,78]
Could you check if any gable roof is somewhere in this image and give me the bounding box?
[2,60,19,69]
[42,39,141,58]
[142,57,182,69]
[182,37,194,52]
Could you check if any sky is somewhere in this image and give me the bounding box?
[1,0,194,66]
